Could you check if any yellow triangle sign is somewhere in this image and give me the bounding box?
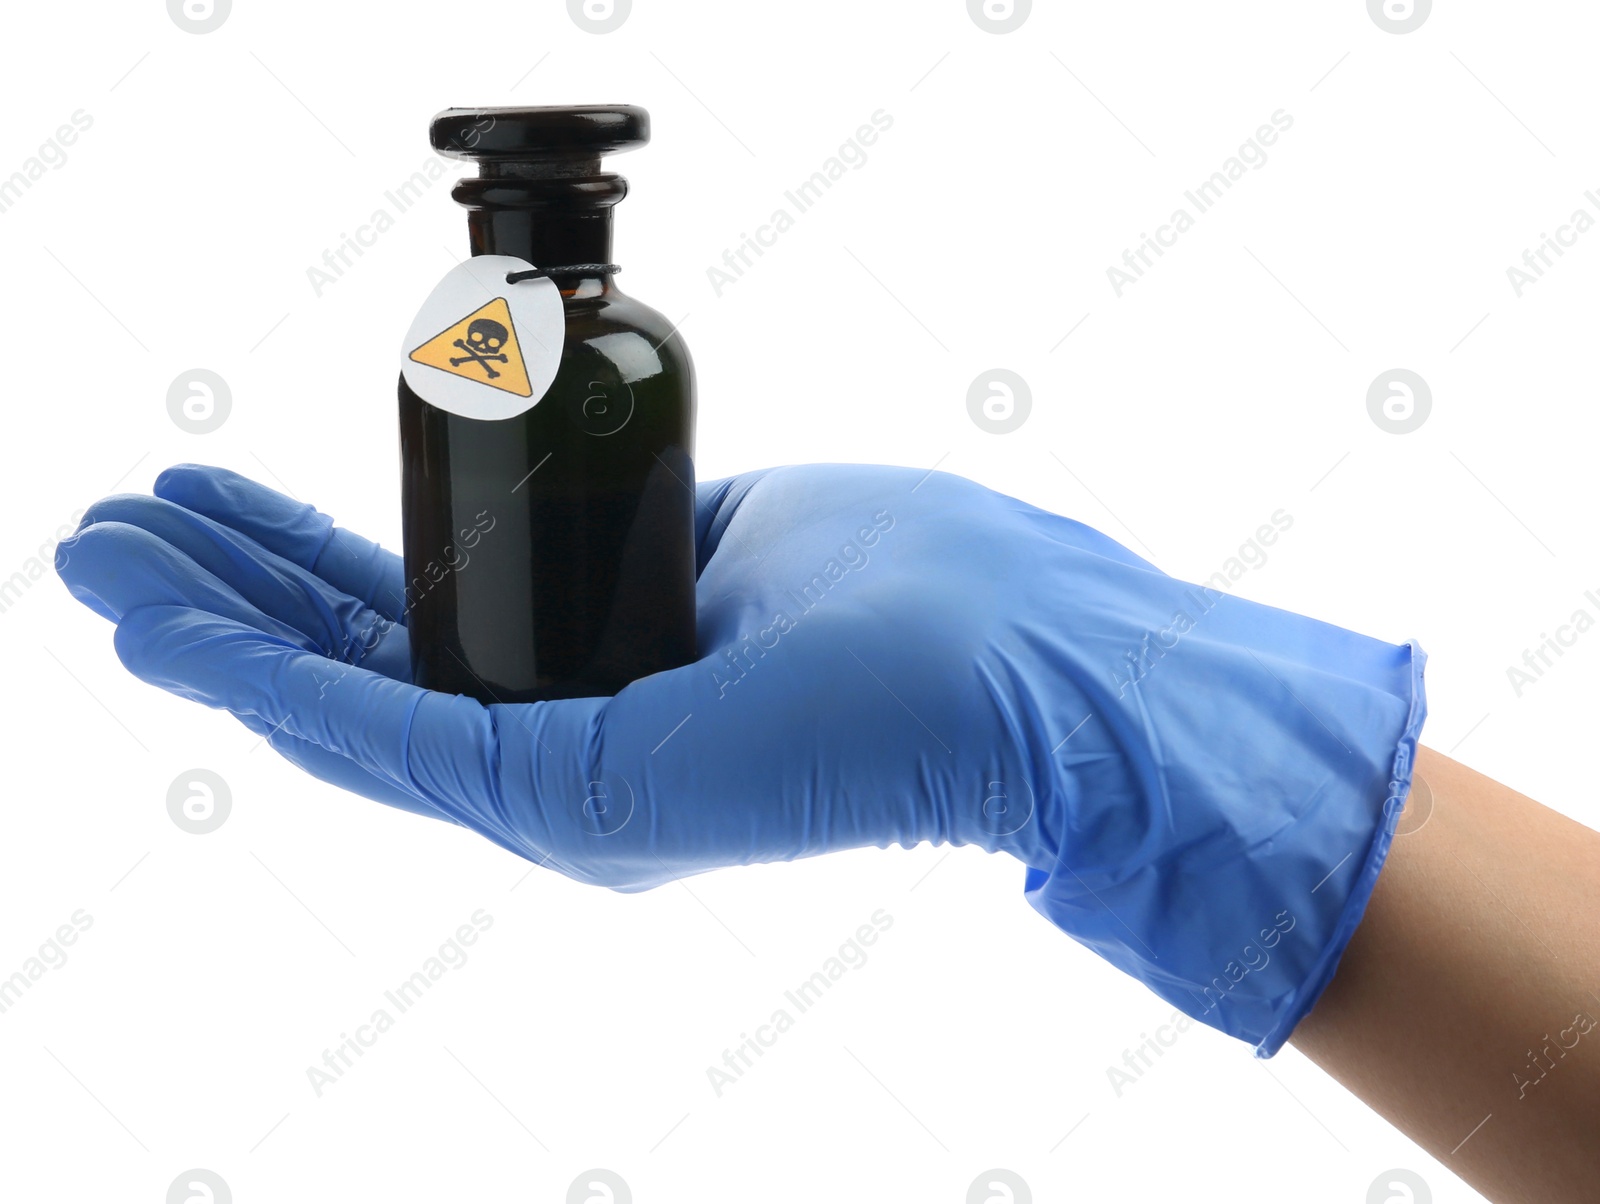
[407,297,532,397]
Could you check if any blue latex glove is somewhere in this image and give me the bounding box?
[56,463,1425,1056]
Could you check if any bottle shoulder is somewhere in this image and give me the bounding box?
[570,288,684,345]
[564,287,694,385]
[556,286,695,442]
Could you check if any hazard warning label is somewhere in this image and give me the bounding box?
[408,297,532,397]
[400,254,565,422]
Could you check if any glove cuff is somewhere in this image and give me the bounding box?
[1022,634,1428,1057]
[1253,639,1427,1056]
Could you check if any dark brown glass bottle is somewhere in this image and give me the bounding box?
[399,105,696,703]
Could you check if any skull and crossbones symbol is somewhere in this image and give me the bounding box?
[449,318,511,379]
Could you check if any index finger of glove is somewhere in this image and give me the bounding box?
[153,464,407,622]
[111,605,559,861]
[68,497,403,674]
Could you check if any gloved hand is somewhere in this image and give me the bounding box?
[56,462,1425,1056]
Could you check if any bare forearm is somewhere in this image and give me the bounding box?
[1289,745,1600,1203]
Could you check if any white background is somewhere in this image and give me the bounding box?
[2,1,1596,1201]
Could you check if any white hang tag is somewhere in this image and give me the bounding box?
[400,254,565,421]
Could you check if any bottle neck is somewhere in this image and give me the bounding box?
[454,173,625,287]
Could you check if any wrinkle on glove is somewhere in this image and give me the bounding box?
[1016,605,1424,1057]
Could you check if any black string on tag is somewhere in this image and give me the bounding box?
[506,264,621,284]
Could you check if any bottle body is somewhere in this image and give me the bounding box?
[399,280,696,703]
